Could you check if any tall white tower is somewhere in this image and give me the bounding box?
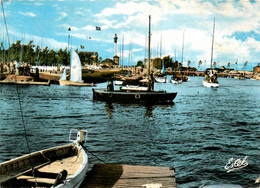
[114,33,118,56]
[113,33,119,65]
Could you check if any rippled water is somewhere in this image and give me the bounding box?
[0,76,259,187]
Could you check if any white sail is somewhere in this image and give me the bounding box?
[70,50,83,83]
[60,68,67,81]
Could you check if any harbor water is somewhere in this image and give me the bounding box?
[0,76,259,187]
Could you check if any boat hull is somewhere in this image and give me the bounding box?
[59,80,94,86]
[0,80,50,86]
[203,80,219,88]
[0,144,88,188]
[155,77,167,83]
[92,89,177,104]
[170,79,182,84]
[0,75,50,86]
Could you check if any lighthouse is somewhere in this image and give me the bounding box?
[113,33,119,65]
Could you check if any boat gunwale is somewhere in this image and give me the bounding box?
[0,143,88,186]
[92,88,177,95]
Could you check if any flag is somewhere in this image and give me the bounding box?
[80,45,85,49]
[96,26,101,31]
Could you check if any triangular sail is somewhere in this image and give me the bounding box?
[60,68,67,81]
[161,59,165,74]
[70,50,82,82]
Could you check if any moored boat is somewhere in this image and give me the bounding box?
[203,69,219,88]
[203,18,220,88]
[155,76,167,83]
[170,78,183,84]
[59,79,94,86]
[0,129,89,188]
[203,80,219,88]
[0,75,50,86]
[92,88,177,104]
[92,15,177,104]
[114,80,124,85]
[59,50,94,86]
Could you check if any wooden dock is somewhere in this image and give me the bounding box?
[80,163,176,188]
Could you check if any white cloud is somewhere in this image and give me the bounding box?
[246,37,260,52]
[56,12,68,21]
[19,11,36,17]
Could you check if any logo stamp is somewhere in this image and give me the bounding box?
[224,156,249,173]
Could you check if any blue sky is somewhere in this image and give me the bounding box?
[1,0,260,70]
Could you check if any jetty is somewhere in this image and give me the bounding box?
[80,163,176,188]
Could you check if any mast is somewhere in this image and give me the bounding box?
[210,17,215,68]
[148,15,151,80]
[181,30,185,64]
[160,35,162,58]
[122,34,124,67]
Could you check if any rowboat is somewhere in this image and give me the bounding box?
[0,129,88,188]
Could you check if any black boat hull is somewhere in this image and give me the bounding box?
[92,89,177,104]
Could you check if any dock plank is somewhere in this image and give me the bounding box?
[81,164,176,188]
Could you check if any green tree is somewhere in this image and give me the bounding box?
[136,60,144,67]
[172,60,179,70]
[47,49,56,65]
[163,55,172,68]
[153,57,162,69]
[23,40,35,64]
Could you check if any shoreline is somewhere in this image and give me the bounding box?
[0,68,259,84]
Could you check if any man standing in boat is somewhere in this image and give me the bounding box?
[149,70,155,91]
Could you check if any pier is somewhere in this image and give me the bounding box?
[80,163,176,188]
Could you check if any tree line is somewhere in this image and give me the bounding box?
[2,40,230,71]
[0,40,98,66]
[136,55,197,71]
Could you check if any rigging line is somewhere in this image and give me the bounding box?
[1,0,10,48]
[82,146,106,164]
[16,88,31,154]
[16,87,38,187]
[1,0,38,185]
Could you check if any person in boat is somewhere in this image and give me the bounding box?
[0,61,3,74]
[171,73,176,80]
[213,72,218,83]
[204,70,210,82]
[35,67,39,80]
[149,71,155,91]
[107,80,114,91]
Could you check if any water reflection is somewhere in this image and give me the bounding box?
[105,103,114,118]
[104,102,175,118]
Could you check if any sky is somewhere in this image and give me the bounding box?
[1,0,260,70]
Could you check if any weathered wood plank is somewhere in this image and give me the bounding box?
[80,163,176,188]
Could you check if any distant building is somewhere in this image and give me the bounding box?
[113,55,119,65]
[78,51,98,57]
[253,64,260,73]
[100,58,117,67]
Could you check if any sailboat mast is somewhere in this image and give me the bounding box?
[148,15,151,80]
[181,30,185,64]
[210,17,215,68]
[160,35,162,58]
[122,34,124,67]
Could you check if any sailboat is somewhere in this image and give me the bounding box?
[92,15,177,104]
[203,18,220,88]
[59,50,94,86]
[155,60,167,83]
[0,129,89,187]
